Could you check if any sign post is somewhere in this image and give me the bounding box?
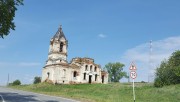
[129,62,137,102]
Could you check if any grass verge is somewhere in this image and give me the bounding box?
[9,83,180,102]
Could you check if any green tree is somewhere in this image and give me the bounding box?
[168,51,180,77]
[12,79,21,85]
[104,62,127,82]
[154,50,180,87]
[0,0,23,38]
[33,76,41,84]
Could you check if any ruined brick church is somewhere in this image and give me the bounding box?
[41,26,108,84]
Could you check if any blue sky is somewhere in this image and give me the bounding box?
[1,0,180,85]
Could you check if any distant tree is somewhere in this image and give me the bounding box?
[0,0,23,38]
[104,62,127,82]
[12,79,21,85]
[33,76,41,84]
[154,50,180,87]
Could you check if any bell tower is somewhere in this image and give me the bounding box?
[46,25,68,65]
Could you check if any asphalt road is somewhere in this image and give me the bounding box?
[0,86,79,102]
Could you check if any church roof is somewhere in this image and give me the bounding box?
[53,25,67,40]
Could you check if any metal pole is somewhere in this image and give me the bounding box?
[128,73,130,83]
[148,40,152,83]
[133,79,135,102]
[7,73,9,86]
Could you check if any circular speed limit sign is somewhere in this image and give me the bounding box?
[130,71,137,79]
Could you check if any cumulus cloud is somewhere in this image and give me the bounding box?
[122,36,180,82]
[98,33,107,38]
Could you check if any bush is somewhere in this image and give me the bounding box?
[33,76,41,84]
[154,77,163,88]
[12,80,21,86]
[154,50,180,87]
[141,81,146,83]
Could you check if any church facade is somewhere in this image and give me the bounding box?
[41,26,108,84]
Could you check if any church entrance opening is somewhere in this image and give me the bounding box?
[89,75,92,83]
[102,75,104,83]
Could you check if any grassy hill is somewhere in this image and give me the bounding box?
[9,83,180,102]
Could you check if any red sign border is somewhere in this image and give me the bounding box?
[129,62,137,70]
[130,71,137,79]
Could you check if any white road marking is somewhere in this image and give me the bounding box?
[0,94,5,102]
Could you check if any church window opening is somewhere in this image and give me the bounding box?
[60,42,63,52]
[94,66,97,72]
[95,74,97,81]
[47,72,50,78]
[85,65,88,71]
[84,73,86,80]
[63,69,66,77]
[73,71,77,77]
[90,65,92,71]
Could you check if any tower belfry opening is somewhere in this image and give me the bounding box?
[60,42,63,52]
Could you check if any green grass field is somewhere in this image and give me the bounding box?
[9,83,180,102]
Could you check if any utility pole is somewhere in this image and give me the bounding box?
[148,40,152,83]
[7,73,9,86]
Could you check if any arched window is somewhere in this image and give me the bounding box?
[47,72,50,78]
[60,42,63,52]
[90,65,92,71]
[73,71,77,77]
[95,74,98,81]
[85,65,88,71]
[84,73,86,80]
[94,66,97,72]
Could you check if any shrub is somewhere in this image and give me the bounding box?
[141,81,146,83]
[154,77,163,88]
[33,76,41,84]
[12,80,21,86]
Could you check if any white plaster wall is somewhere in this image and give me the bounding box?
[42,66,55,82]
[42,63,108,84]
[77,64,102,84]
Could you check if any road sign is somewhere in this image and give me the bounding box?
[129,62,137,70]
[130,71,137,79]
[129,62,137,102]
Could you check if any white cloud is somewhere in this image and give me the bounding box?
[0,62,41,67]
[18,62,41,67]
[98,33,107,38]
[121,36,180,82]
[0,61,41,85]
[23,74,35,84]
[0,62,14,66]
